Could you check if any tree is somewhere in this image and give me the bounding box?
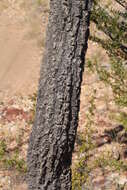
[27,0,92,189]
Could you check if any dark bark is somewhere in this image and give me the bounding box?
[27,0,92,189]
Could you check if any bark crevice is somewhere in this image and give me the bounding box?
[27,0,92,189]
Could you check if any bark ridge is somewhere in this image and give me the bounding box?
[27,0,92,189]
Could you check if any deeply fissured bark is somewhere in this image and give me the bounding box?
[27,0,92,189]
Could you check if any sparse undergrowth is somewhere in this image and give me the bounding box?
[0,95,37,177]
[0,140,27,173]
[72,88,127,189]
[72,2,127,188]
[0,0,127,189]
[72,92,96,189]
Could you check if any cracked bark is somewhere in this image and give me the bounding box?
[27,0,92,189]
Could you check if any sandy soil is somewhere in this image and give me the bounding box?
[0,1,127,190]
[0,3,44,100]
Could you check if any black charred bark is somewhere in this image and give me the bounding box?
[27,0,92,189]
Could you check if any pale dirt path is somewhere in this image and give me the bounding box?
[0,7,43,101]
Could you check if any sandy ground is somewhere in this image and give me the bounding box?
[0,4,44,100]
[0,1,127,190]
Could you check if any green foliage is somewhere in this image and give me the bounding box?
[4,153,27,173]
[72,92,96,189]
[90,0,127,107]
[0,140,7,159]
[94,154,127,172]
[73,1,127,186]
[0,140,27,173]
[72,155,93,190]
[86,57,127,106]
[116,112,127,131]
[73,146,127,189]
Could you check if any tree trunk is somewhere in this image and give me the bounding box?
[27,0,92,189]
